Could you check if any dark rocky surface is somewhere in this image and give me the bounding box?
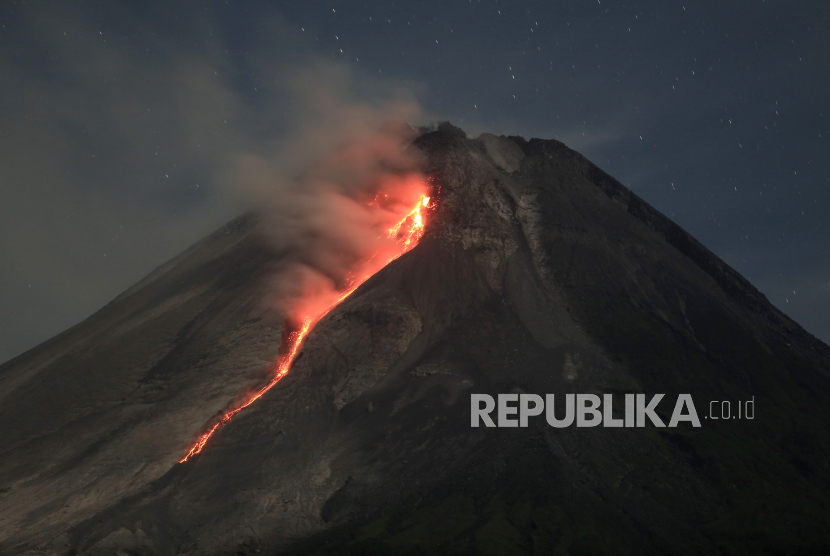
[1,123,829,555]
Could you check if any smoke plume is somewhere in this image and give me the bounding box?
[228,63,430,324]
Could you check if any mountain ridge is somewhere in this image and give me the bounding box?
[504,130,826,360]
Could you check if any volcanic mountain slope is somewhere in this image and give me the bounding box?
[1,123,830,556]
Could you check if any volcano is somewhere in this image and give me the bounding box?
[2,123,829,556]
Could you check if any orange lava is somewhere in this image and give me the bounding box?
[388,196,430,250]
[179,192,433,463]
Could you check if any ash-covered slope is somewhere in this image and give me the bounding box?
[2,123,829,556]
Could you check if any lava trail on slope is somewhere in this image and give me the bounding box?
[179,193,434,463]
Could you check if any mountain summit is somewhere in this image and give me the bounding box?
[1,123,829,555]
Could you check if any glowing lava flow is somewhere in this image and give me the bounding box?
[179,194,432,463]
[388,195,430,250]
[178,318,312,463]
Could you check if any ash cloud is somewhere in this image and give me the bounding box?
[227,63,429,322]
[0,0,429,363]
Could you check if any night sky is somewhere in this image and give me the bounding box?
[1,0,828,364]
